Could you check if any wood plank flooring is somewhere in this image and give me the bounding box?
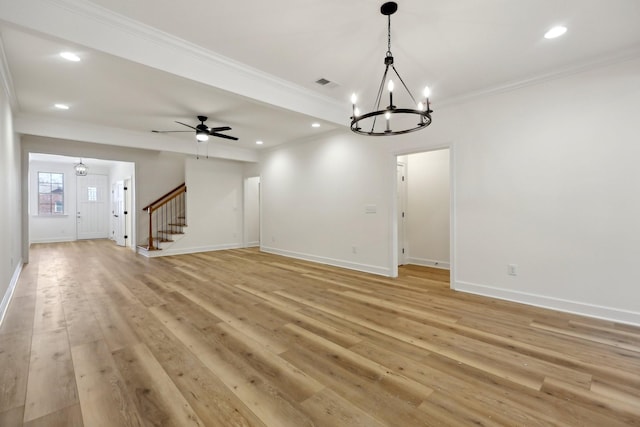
[1,240,639,426]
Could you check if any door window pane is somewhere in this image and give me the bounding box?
[88,186,97,201]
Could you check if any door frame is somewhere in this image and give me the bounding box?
[390,143,455,288]
[397,160,407,266]
[243,176,261,248]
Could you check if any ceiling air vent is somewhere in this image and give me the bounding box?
[315,78,339,89]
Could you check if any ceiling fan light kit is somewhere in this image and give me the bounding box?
[350,1,433,136]
[152,115,238,143]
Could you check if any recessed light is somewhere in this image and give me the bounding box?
[544,26,567,39]
[311,123,321,128]
[256,140,264,145]
[54,104,69,110]
[60,51,81,62]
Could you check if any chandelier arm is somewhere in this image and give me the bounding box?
[370,64,391,133]
[391,65,419,105]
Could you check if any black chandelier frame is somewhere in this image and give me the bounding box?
[350,1,433,136]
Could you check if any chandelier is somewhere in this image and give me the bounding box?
[350,2,433,136]
[74,159,88,176]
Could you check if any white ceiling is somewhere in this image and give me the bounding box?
[2,0,640,157]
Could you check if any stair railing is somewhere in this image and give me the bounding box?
[142,183,186,250]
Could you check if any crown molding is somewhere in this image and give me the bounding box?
[438,45,640,109]
[0,0,346,125]
[0,33,19,111]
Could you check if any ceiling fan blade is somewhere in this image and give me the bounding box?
[152,130,193,133]
[208,126,231,132]
[175,121,197,130]
[210,132,238,141]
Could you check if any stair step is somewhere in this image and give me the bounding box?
[168,223,187,227]
[158,230,185,235]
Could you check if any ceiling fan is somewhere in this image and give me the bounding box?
[152,116,238,142]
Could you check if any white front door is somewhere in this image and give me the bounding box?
[77,174,109,240]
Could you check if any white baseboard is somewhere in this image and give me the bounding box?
[0,260,23,328]
[407,257,450,270]
[260,246,392,277]
[30,236,75,244]
[455,280,640,327]
[246,241,260,248]
[138,243,244,258]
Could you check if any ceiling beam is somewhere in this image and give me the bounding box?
[0,0,346,126]
[14,113,259,163]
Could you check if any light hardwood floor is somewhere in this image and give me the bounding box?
[1,240,639,426]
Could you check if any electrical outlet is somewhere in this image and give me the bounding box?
[508,264,518,276]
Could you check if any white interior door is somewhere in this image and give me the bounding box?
[77,174,109,240]
[112,180,126,246]
[397,162,407,265]
[124,178,132,247]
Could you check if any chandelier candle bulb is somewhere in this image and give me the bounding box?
[350,93,358,119]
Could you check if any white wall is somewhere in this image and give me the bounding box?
[389,57,640,324]
[261,132,393,276]
[260,57,640,325]
[0,72,23,325]
[164,157,245,255]
[406,149,450,269]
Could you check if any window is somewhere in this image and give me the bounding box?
[87,186,97,201]
[38,172,64,215]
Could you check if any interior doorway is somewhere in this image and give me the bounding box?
[396,148,451,272]
[244,176,261,247]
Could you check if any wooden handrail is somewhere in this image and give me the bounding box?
[143,183,187,250]
[142,183,186,211]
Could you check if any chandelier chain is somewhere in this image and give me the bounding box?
[387,15,392,56]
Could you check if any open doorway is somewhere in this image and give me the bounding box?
[396,148,451,275]
[28,153,135,248]
[244,176,261,247]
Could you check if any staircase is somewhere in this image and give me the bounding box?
[138,183,187,257]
